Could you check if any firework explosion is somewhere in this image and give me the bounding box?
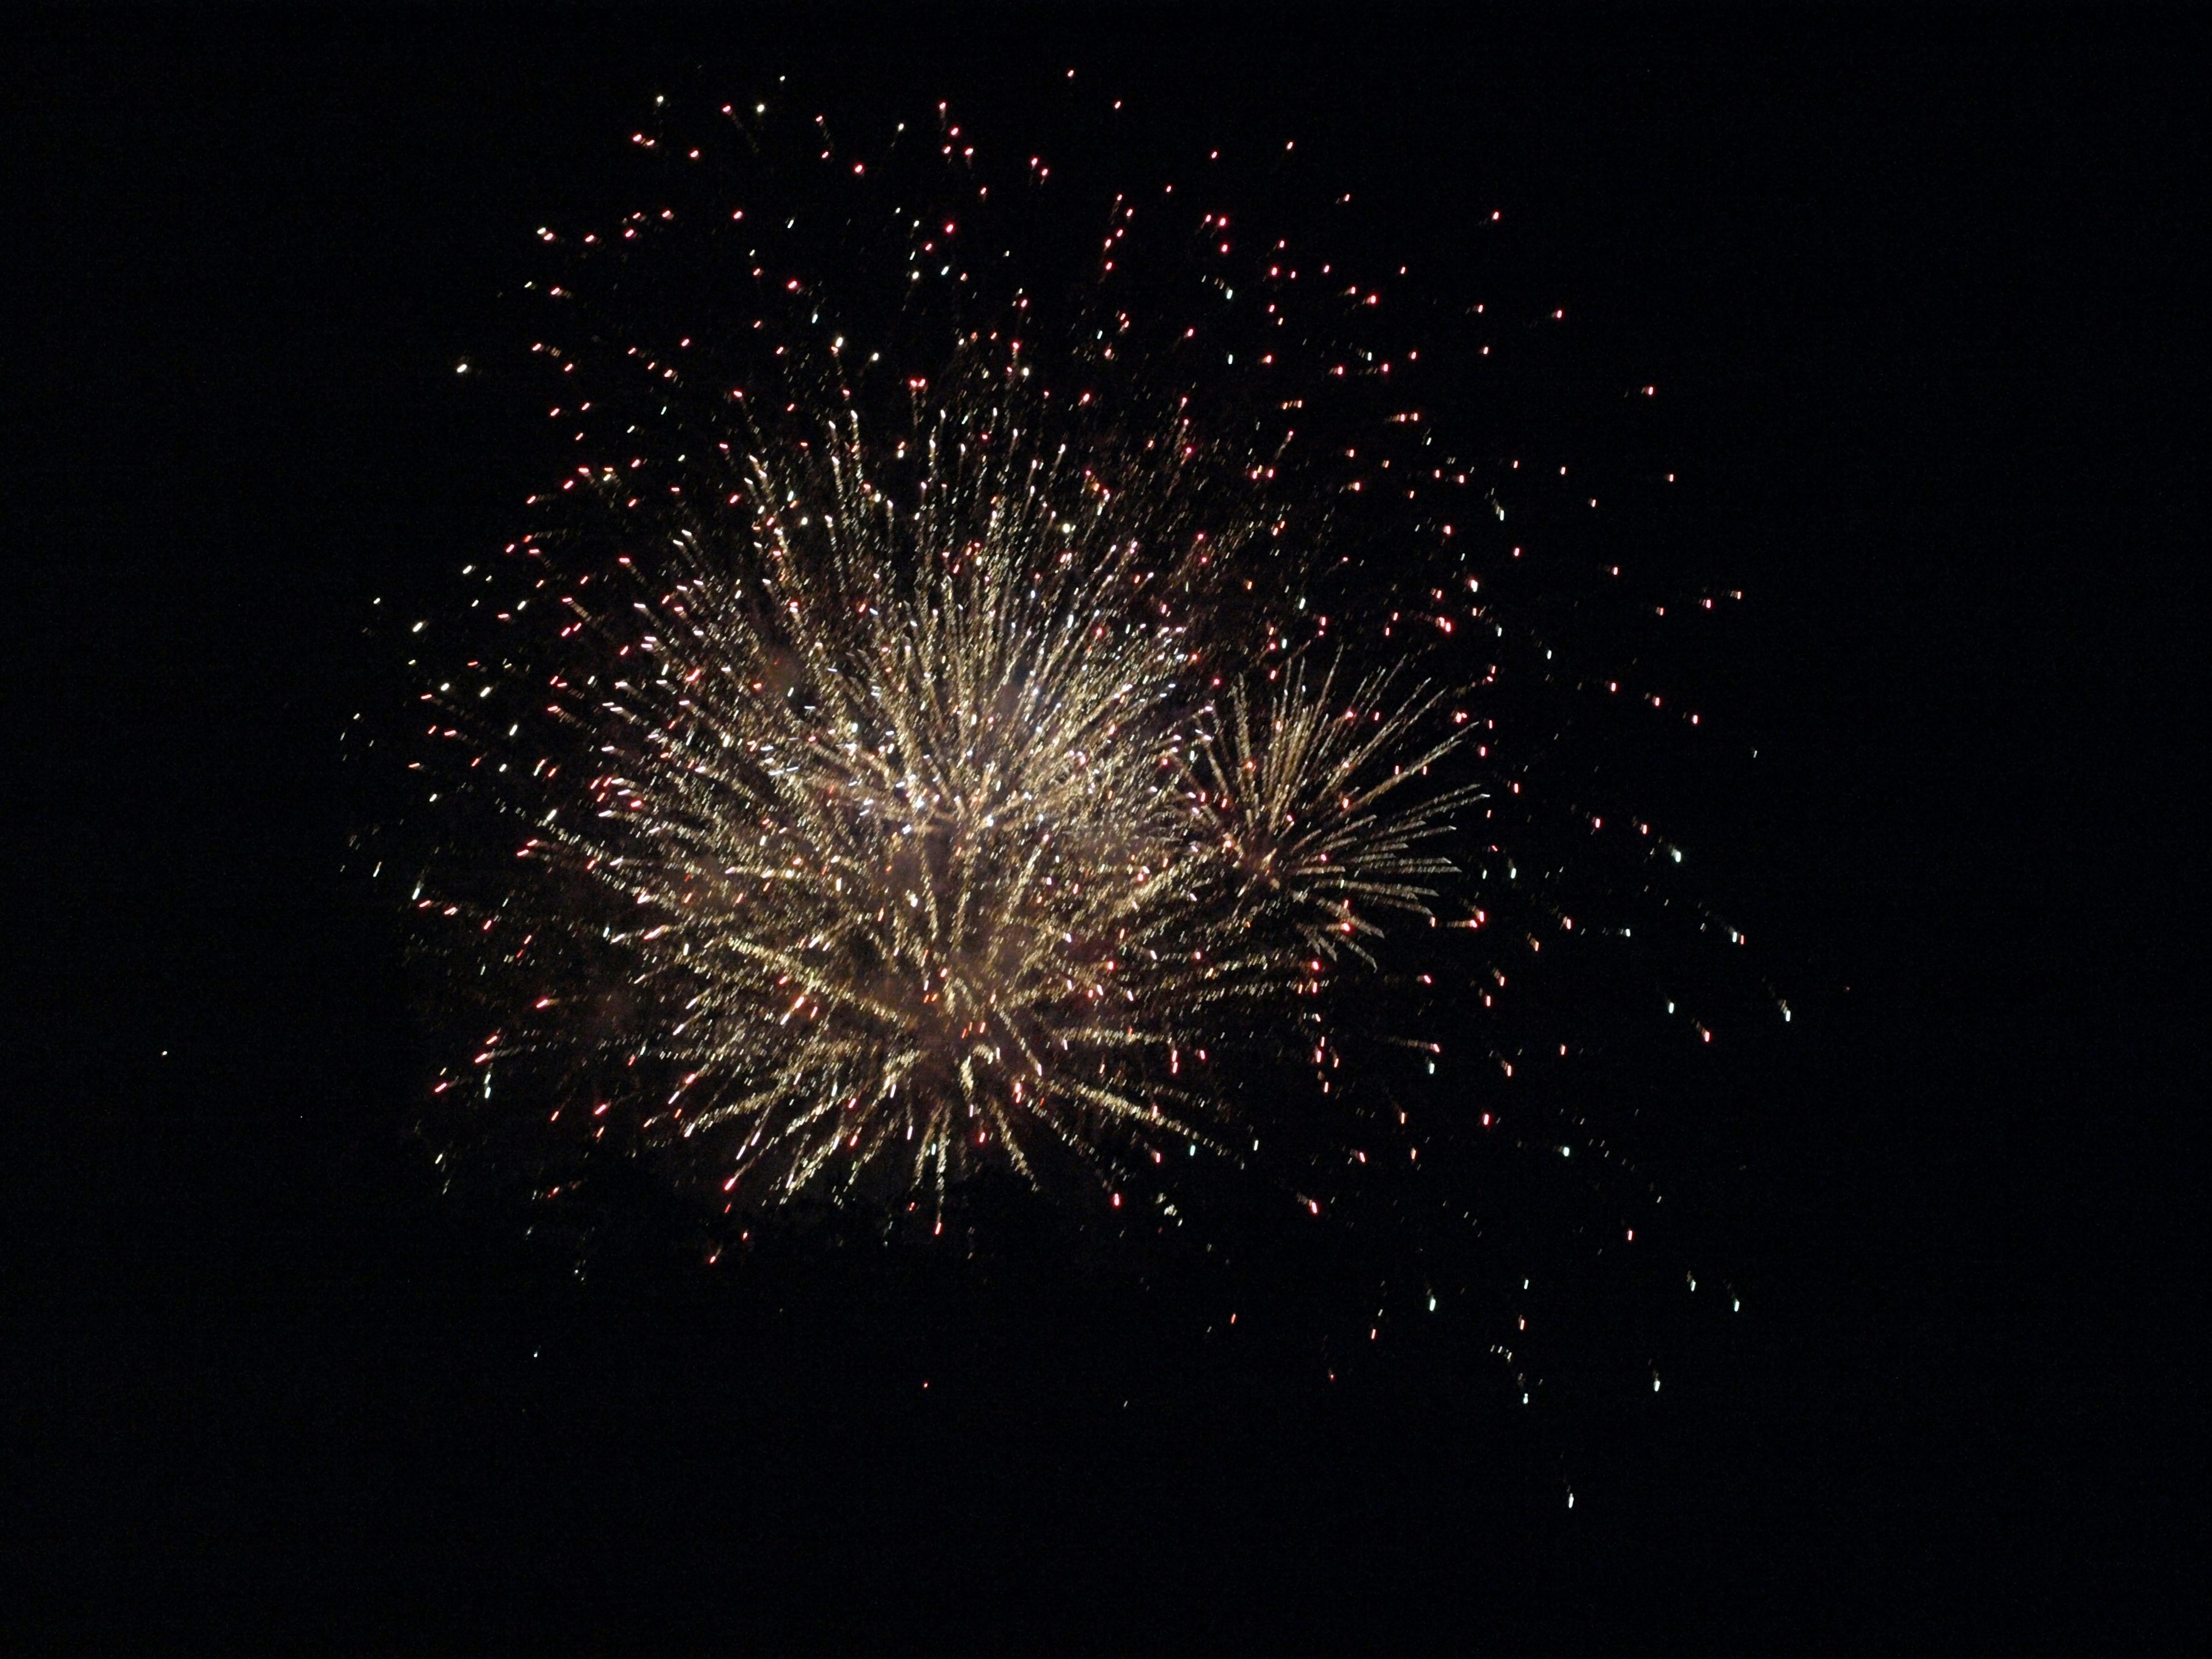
[389,86,1760,1241]
[508,364,1472,1202]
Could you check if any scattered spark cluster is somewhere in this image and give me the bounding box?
[374,78,1777,1268]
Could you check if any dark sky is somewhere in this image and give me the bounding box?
[5,8,2198,1653]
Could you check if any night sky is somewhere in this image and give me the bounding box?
[6,9,2196,1653]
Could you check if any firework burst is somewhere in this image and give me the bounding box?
[416,318,1475,1208]
[415,224,1486,1212]
[389,86,1760,1244]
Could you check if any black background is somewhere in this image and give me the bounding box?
[5,7,2198,1653]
